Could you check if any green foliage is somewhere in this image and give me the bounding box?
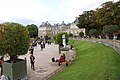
[0,22,30,57]
[77,1,120,35]
[26,24,38,38]
[79,31,84,37]
[50,40,120,80]
[54,32,69,46]
[95,1,113,27]
[69,33,73,38]
[0,31,3,41]
[0,24,4,41]
[110,1,120,26]
[77,10,96,35]
[44,35,51,41]
[102,25,120,35]
[89,29,97,36]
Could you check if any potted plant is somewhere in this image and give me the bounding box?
[0,22,30,80]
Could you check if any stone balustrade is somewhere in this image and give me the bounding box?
[84,38,120,54]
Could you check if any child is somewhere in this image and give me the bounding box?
[30,53,35,70]
[66,60,71,66]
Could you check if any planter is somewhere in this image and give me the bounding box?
[2,59,27,80]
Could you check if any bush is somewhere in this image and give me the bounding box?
[79,31,84,37]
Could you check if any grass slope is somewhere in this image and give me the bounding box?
[50,40,120,80]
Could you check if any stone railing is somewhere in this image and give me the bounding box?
[84,38,120,54]
[41,65,64,80]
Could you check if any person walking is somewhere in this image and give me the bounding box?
[30,53,35,70]
[43,42,45,48]
[0,57,4,75]
[40,43,43,51]
[29,46,34,54]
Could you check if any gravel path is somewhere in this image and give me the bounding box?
[19,43,75,80]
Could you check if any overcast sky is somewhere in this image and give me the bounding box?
[0,0,119,26]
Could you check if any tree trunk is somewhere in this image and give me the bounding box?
[10,55,18,62]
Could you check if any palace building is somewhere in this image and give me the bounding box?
[38,18,85,37]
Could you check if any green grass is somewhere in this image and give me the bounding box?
[50,40,120,80]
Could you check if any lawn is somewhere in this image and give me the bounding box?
[50,40,120,80]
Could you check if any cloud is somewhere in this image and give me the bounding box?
[0,0,119,25]
[47,0,112,23]
[52,0,119,23]
[0,0,50,22]
[10,18,39,26]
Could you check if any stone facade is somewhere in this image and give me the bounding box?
[38,18,85,37]
[70,17,85,36]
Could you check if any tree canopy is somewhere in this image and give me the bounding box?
[0,22,30,60]
[77,1,120,37]
[26,24,38,38]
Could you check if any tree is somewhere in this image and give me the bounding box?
[0,31,2,40]
[95,1,113,26]
[77,10,96,35]
[44,35,51,41]
[0,22,30,61]
[26,24,38,38]
[89,29,97,37]
[77,1,120,36]
[110,1,120,26]
[0,24,4,41]
[0,30,3,41]
[102,25,120,35]
[79,31,84,37]
[54,32,69,46]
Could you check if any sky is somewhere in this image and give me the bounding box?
[0,0,119,26]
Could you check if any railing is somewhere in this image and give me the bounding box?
[84,38,120,54]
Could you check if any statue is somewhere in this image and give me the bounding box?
[62,34,66,48]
